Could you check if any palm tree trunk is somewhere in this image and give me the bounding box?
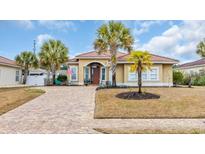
[112,71,116,87]
[111,49,117,87]
[52,70,56,85]
[47,70,50,85]
[51,65,56,85]
[23,68,28,84]
[138,62,142,93]
[138,70,142,93]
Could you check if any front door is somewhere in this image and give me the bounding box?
[92,66,100,84]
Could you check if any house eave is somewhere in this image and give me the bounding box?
[0,62,21,68]
[177,64,205,69]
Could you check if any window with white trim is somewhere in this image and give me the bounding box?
[142,72,147,80]
[101,67,106,81]
[150,68,158,80]
[16,70,20,82]
[128,67,138,81]
[70,66,78,81]
[128,67,159,81]
[84,66,90,81]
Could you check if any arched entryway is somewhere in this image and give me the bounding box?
[84,62,106,85]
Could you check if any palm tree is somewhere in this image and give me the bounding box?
[39,39,68,85]
[38,50,52,85]
[128,51,152,93]
[196,39,205,57]
[15,51,38,84]
[94,21,134,87]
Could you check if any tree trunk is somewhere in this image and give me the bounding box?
[51,64,56,85]
[110,48,117,87]
[188,76,192,88]
[47,70,50,85]
[138,62,142,93]
[52,71,56,85]
[112,72,116,87]
[23,68,28,84]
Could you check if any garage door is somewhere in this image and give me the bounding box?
[26,74,46,86]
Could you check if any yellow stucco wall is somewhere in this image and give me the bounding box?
[163,64,173,83]
[116,64,124,83]
[78,59,109,84]
[68,59,174,86]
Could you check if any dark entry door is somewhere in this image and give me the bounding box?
[92,67,100,84]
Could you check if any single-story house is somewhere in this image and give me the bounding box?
[176,58,205,75]
[0,56,22,86]
[67,51,179,86]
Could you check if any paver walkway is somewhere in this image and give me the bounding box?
[0,86,205,133]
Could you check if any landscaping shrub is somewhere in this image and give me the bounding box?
[182,75,190,85]
[173,70,184,85]
[57,74,67,82]
[192,75,200,86]
[192,75,205,86]
[198,76,205,85]
[182,73,205,86]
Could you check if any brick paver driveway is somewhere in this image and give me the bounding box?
[0,86,205,133]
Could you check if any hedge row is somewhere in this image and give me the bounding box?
[173,70,205,86]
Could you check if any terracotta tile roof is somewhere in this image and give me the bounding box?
[75,51,126,58]
[69,51,179,64]
[178,58,205,68]
[117,53,179,64]
[0,56,20,68]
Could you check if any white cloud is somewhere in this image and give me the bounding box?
[137,21,205,62]
[16,20,34,29]
[38,20,76,31]
[133,20,163,36]
[36,34,54,47]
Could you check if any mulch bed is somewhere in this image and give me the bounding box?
[116,92,160,100]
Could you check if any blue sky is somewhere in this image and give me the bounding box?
[0,20,204,63]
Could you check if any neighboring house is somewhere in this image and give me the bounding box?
[0,56,22,86]
[67,51,178,86]
[177,58,205,75]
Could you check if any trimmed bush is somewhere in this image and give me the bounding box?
[57,74,67,82]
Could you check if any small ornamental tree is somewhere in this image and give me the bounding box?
[128,51,152,93]
[173,70,184,86]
